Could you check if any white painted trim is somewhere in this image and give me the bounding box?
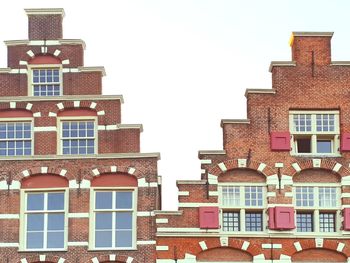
[342,193,350,198]
[285,192,293,197]
[57,103,64,110]
[267,192,276,197]
[136,240,156,245]
[68,213,89,218]
[313,159,321,168]
[238,159,247,168]
[48,112,57,117]
[157,227,218,233]
[201,159,212,164]
[220,236,228,246]
[97,110,105,116]
[69,179,90,189]
[266,174,278,185]
[178,191,189,196]
[109,255,116,261]
[126,257,134,263]
[22,170,30,177]
[0,243,20,248]
[60,169,67,177]
[10,101,16,108]
[27,50,35,58]
[137,211,155,217]
[201,169,206,174]
[128,167,136,175]
[315,238,323,247]
[92,168,100,176]
[0,214,20,219]
[258,163,266,172]
[90,102,97,109]
[62,59,70,65]
[67,241,88,246]
[26,103,33,110]
[337,242,345,252]
[53,49,61,57]
[199,240,207,250]
[33,112,41,117]
[209,191,219,196]
[58,258,65,263]
[292,163,301,172]
[34,126,57,132]
[342,176,350,186]
[0,180,20,190]
[262,243,282,249]
[111,165,117,172]
[178,203,218,208]
[40,255,46,261]
[73,100,80,107]
[275,163,284,168]
[218,162,227,172]
[91,257,99,263]
[333,163,342,173]
[41,166,48,174]
[241,241,250,250]
[156,218,169,224]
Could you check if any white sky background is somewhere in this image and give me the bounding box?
[1,1,350,210]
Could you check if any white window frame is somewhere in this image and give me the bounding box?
[19,188,69,251]
[293,183,341,235]
[57,116,98,155]
[89,187,137,250]
[27,64,63,96]
[289,110,340,156]
[219,183,266,234]
[0,117,34,156]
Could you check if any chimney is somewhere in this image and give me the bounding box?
[25,8,65,40]
[289,32,333,66]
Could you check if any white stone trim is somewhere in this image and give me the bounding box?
[91,257,99,263]
[68,213,89,218]
[241,240,250,250]
[21,259,28,263]
[253,254,265,261]
[342,193,350,198]
[220,236,228,246]
[58,258,66,263]
[62,59,70,65]
[128,167,136,175]
[275,162,284,168]
[57,103,64,110]
[267,192,276,197]
[201,169,206,174]
[39,255,46,261]
[218,162,227,172]
[69,179,90,189]
[34,126,57,132]
[53,49,61,57]
[0,180,20,190]
[262,243,282,249]
[337,242,345,252]
[258,163,266,172]
[27,50,35,57]
[74,100,80,107]
[333,163,342,173]
[137,211,155,217]
[342,176,350,186]
[313,159,321,168]
[90,102,97,109]
[92,168,100,176]
[201,159,212,164]
[68,241,89,246]
[33,112,41,117]
[315,238,323,247]
[109,255,116,261]
[0,242,19,247]
[285,192,293,197]
[19,60,28,66]
[41,166,48,174]
[155,260,175,263]
[26,103,33,110]
[60,169,67,176]
[178,203,218,208]
[22,170,30,177]
[184,254,196,259]
[41,46,48,53]
[48,112,57,117]
[111,165,117,172]
[10,101,16,109]
[178,191,190,196]
[126,256,134,263]
[208,174,218,185]
[209,191,219,196]
[199,241,207,250]
[266,174,278,185]
[294,242,303,251]
[156,218,169,224]
[238,159,247,168]
[62,68,79,73]
[281,175,293,188]
[292,163,301,172]
[97,110,105,116]
[157,227,218,233]
[0,214,20,219]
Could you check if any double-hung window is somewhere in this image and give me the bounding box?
[23,191,67,250]
[31,67,62,96]
[59,119,96,155]
[0,121,32,156]
[294,185,340,233]
[289,111,340,155]
[220,185,265,232]
[92,190,136,249]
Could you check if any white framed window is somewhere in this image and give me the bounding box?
[219,184,266,233]
[90,188,137,250]
[28,65,63,96]
[289,111,340,156]
[0,119,33,156]
[58,117,97,155]
[294,185,340,233]
[21,190,68,251]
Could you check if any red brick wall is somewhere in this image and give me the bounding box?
[28,14,63,40]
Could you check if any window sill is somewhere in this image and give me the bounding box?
[18,249,67,252]
[88,248,137,251]
[291,153,342,158]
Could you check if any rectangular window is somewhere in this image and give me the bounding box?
[93,191,134,249]
[61,120,95,155]
[0,122,32,156]
[290,111,339,156]
[222,186,240,206]
[222,211,240,231]
[296,212,313,232]
[295,187,314,207]
[25,192,65,250]
[245,186,263,206]
[245,212,263,231]
[32,69,61,96]
[319,213,336,232]
[319,187,337,207]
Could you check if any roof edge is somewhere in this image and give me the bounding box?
[25,8,65,17]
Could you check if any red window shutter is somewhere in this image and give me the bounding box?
[268,207,276,229]
[270,132,291,151]
[199,207,219,229]
[341,133,350,152]
[275,206,295,229]
[343,208,350,230]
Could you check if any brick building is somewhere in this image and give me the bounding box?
[155,33,350,262]
[0,9,160,263]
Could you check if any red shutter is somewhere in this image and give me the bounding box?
[199,207,219,229]
[341,133,350,152]
[268,207,276,229]
[270,132,291,151]
[343,208,350,230]
[275,206,295,229]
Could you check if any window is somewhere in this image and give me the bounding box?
[289,111,340,155]
[60,120,96,155]
[92,190,136,249]
[24,191,66,250]
[31,68,61,96]
[294,185,340,233]
[220,185,265,232]
[0,121,32,156]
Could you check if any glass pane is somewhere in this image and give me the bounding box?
[116,230,133,247]
[48,193,64,210]
[317,140,332,153]
[27,193,44,211]
[48,213,64,230]
[116,192,133,209]
[47,231,64,248]
[95,230,112,248]
[96,213,112,229]
[27,214,44,231]
[26,232,43,249]
[116,212,132,229]
[95,192,113,209]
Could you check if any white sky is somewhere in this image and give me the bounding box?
[1,1,350,210]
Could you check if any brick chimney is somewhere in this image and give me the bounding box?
[290,32,333,66]
[25,8,65,40]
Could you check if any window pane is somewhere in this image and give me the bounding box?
[319,213,335,232]
[27,193,44,211]
[116,212,133,229]
[296,213,313,232]
[116,230,133,247]
[47,231,64,248]
[116,192,133,209]
[26,232,44,249]
[27,214,44,231]
[95,230,112,248]
[95,192,113,209]
[48,213,64,230]
[296,138,311,153]
[317,140,332,153]
[48,193,64,210]
[319,187,337,207]
[296,187,314,207]
[222,211,240,231]
[96,213,112,230]
[222,186,240,206]
[245,212,263,231]
[245,186,263,207]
